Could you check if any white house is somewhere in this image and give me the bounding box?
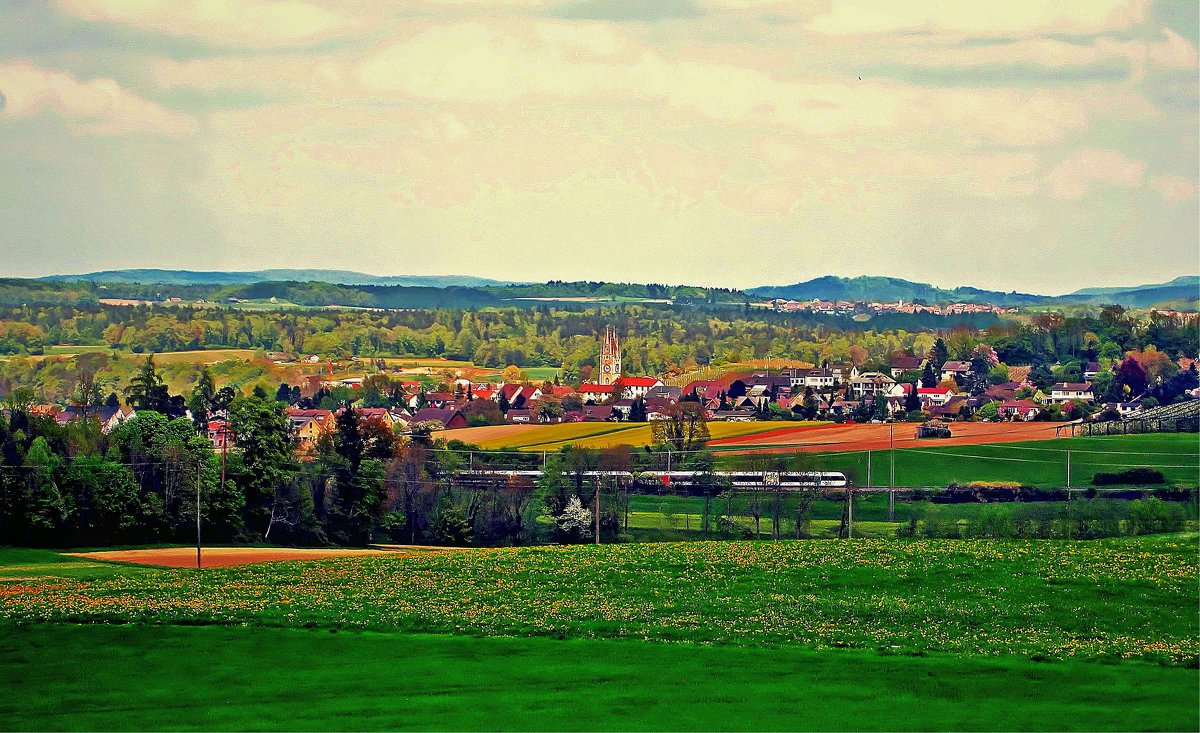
[577,383,615,403]
[1049,383,1095,403]
[849,372,895,398]
[619,376,664,400]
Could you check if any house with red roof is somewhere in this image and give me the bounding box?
[917,387,955,407]
[681,380,722,401]
[999,400,1042,421]
[499,384,542,408]
[578,383,615,403]
[618,376,663,400]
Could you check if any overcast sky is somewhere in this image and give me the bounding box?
[1,1,1197,294]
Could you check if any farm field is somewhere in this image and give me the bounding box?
[63,546,446,568]
[708,420,1063,452]
[739,433,1200,489]
[140,348,260,365]
[0,537,1196,730]
[441,421,826,451]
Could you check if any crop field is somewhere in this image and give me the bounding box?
[734,433,1200,489]
[0,537,1196,730]
[142,348,260,365]
[441,421,826,451]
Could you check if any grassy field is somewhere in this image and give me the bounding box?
[2,538,1195,661]
[2,623,1194,732]
[621,492,1199,541]
[714,434,1200,489]
[0,537,1196,730]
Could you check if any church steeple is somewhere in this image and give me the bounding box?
[598,326,621,385]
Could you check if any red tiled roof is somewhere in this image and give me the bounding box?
[578,383,614,393]
[621,377,660,387]
[918,387,952,395]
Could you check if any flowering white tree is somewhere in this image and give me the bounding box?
[557,495,591,542]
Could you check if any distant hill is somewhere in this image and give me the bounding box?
[1055,275,1199,309]
[747,276,1045,306]
[41,269,521,289]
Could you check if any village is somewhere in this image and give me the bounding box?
[164,329,1196,455]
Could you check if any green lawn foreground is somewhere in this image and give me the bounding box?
[0,539,1197,731]
[0,623,1195,732]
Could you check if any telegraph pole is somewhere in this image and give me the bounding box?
[594,478,601,545]
[888,423,895,522]
[1066,450,1071,489]
[195,459,203,570]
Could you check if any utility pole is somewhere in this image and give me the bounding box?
[594,478,601,545]
[888,423,895,522]
[867,449,872,489]
[195,459,203,570]
[1066,450,1071,489]
[847,486,854,539]
[889,422,895,488]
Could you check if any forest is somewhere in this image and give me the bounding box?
[0,301,1194,404]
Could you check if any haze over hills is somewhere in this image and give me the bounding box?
[749,275,1199,310]
[747,276,1046,307]
[1055,275,1199,309]
[41,269,522,289]
[26,268,1200,311]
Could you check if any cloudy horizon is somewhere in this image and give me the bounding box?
[1,0,1197,294]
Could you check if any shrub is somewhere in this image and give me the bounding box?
[1128,497,1185,535]
[1092,467,1166,486]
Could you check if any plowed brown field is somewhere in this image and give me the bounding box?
[709,421,1063,454]
[65,546,458,569]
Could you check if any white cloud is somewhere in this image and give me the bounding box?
[872,30,1198,80]
[358,22,1088,146]
[806,0,1150,36]
[1047,148,1145,199]
[0,61,192,135]
[1150,174,1198,206]
[56,0,343,47]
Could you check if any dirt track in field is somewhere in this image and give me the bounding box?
[66,546,462,569]
[708,421,1063,454]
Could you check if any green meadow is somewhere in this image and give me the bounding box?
[714,434,1200,488]
[0,535,1197,731]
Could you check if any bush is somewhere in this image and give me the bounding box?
[965,505,1013,539]
[1128,497,1185,535]
[920,506,960,538]
[1092,467,1166,486]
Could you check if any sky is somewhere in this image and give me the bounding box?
[0,0,1197,295]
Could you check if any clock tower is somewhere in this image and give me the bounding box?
[598,326,622,385]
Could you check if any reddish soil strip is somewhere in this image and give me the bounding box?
[708,423,835,445]
[64,546,459,569]
[712,421,1062,455]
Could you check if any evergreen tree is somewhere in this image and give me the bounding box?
[928,338,950,369]
[920,363,938,388]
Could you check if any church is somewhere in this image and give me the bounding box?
[598,326,622,385]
